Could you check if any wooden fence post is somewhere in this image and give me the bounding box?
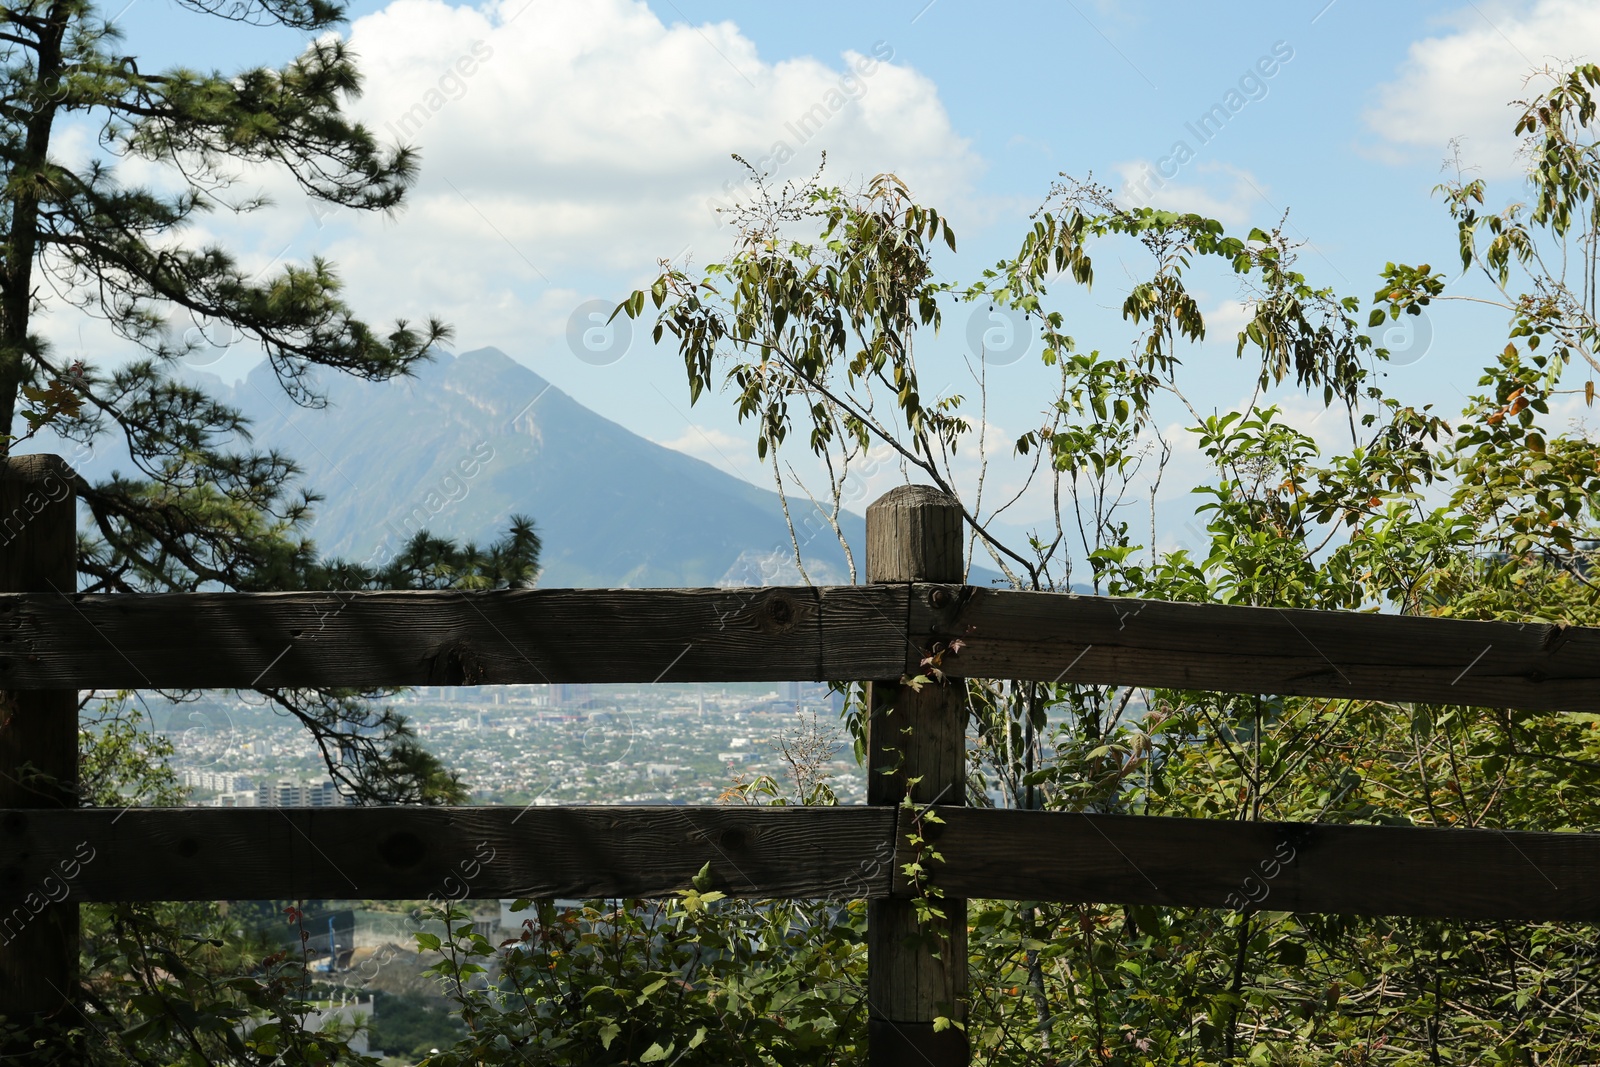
[865,485,969,1066]
[0,454,78,1021]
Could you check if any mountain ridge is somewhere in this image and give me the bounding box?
[222,346,866,588]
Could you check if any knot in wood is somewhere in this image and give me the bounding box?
[1280,824,1313,854]
[431,642,487,686]
[1542,622,1570,653]
[759,592,797,633]
[379,832,427,869]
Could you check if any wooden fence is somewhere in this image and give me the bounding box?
[4,461,1600,1064]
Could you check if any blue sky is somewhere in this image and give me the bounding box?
[56,0,1600,547]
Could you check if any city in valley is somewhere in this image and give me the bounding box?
[155,681,863,809]
[124,681,864,1057]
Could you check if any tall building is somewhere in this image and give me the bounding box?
[180,769,255,793]
[267,778,352,807]
[551,683,593,709]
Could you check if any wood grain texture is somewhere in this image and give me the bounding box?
[866,487,968,1060]
[10,580,1600,710]
[921,807,1600,921]
[0,454,78,1015]
[0,806,895,903]
[863,485,965,587]
[0,585,908,690]
[914,586,1600,711]
[2,804,1596,921]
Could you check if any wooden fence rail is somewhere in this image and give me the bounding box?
[5,586,1594,708]
[3,805,1597,923]
[0,806,897,904]
[6,471,1600,1065]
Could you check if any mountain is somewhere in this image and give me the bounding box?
[218,347,865,588]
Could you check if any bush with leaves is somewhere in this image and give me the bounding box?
[413,725,874,1067]
[417,888,867,1067]
[627,64,1600,1066]
[0,695,382,1064]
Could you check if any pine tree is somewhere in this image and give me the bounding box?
[0,0,536,801]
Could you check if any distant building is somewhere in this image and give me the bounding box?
[179,769,255,793]
[211,790,259,807]
[267,778,353,807]
[551,683,593,709]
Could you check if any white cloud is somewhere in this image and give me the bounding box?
[653,423,758,473]
[1365,0,1600,178]
[1112,160,1269,226]
[251,0,980,352]
[1203,298,1251,336]
[33,1,978,389]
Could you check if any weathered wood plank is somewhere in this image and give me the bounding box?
[10,580,1600,707]
[920,807,1600,921]
[914,586,1600,711]
[0,585,908,690]
[0,455,78,1016]
[865,486,969,1065]
[0,806,896,905]
[4,804,1598,921]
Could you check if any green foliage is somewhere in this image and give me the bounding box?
[416,893,868,1066]
[414,729,875,1065]
[625,61,1600,1066]
[4,697,381,1064]
[0,0,540,1055]
[15,12,1600,1062]
[367,991,467,1059]
[0,0,543,803]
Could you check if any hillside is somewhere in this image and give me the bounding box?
[220,347,864,588]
